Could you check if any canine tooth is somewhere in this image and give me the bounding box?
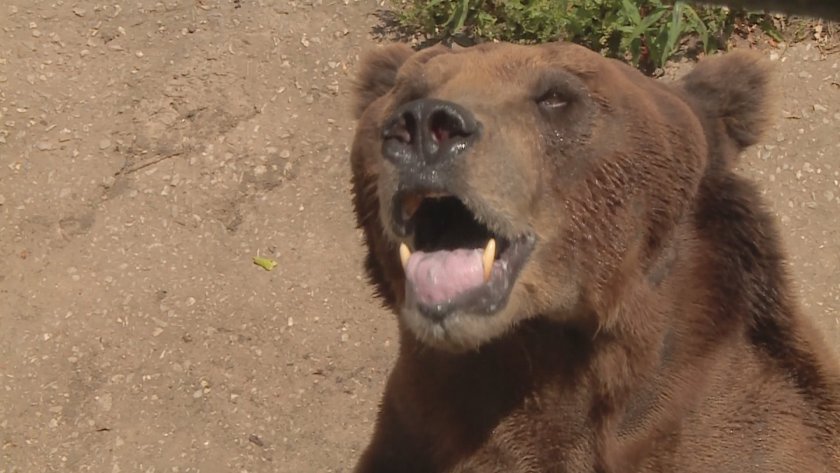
[482,238,496,282]
[399,243,411,270]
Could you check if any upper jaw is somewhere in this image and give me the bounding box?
[387,188,536,322]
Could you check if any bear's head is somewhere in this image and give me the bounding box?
[350,41,773,351]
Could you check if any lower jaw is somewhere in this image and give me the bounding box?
[398,299,519,352]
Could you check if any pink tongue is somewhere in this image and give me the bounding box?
[405,249,485,306]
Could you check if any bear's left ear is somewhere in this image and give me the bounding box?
[679,50,777,150]
[353,43,414,119]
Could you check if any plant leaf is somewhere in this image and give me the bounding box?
[253,256,278,271]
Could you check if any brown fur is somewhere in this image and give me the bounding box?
[349,41,840,472]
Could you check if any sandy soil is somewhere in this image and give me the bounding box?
[0,1,838,472]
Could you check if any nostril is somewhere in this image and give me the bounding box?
[383,115,414,144]
[429,109,470,144]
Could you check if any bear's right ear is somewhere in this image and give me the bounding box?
[353,44,414,119]
[679,50,776,151]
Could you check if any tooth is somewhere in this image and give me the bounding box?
[399,243,411,270]
[482,238,496,282]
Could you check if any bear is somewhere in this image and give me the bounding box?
[348,41,840,472]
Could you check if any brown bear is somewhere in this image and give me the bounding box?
[348,41,840,472]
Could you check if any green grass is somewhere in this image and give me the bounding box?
[392,0,780,73]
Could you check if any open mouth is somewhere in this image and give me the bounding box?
[392,192,535,320]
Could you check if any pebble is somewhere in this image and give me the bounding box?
[99,139,111,150]
[97,393,113,412]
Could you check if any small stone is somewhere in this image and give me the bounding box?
[98,393,113,412]
[99,139,111,150]
[31,30,41,38]
[814,104,828,112]
[248,434,265,447]
[80,49,90,57]
[0,195,5,205]
[253,164,267,176]
[825,190,834,202]
[279,149,291,159]
[73,7,86,17]
[135,51,144,58]
[193,389,203,399]
[36,142,53,151]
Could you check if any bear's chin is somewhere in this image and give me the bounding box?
[399,302,523,352]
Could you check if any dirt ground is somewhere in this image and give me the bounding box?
[0,1,838,472]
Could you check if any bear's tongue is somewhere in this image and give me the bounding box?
[405,249,485,306]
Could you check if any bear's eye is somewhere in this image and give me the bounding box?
[537,90,569,111]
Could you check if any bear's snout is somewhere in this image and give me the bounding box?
[381,98,480,179]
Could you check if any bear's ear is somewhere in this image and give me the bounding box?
[679,50,776,150]
[353,43,414,119]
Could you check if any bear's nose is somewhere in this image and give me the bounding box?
[382,98,479,168]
